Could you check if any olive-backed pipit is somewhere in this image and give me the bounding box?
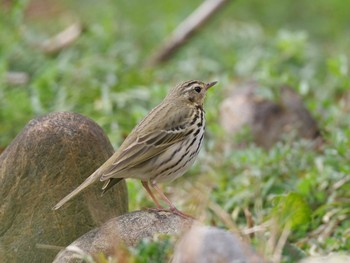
[53,80,217,217]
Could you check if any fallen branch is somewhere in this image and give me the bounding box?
[146,0,230,66]
[40,23,82,54]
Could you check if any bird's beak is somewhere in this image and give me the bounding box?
[206,81,218,90]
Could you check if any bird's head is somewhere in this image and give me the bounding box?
[168,80,217,106]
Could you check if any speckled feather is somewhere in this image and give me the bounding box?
[53,80,216,210]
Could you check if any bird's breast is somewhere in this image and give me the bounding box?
[152,109,206,183]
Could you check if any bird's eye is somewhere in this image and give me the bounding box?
[194,86,202,93]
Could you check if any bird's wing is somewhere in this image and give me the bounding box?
[53,114,190,210]
[100,107,194,180]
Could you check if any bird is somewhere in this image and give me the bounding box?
[53,80,217,217]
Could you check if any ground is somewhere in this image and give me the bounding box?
[1,0,350,262]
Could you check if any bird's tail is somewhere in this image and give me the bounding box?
[52,170,101,210]
[101,178,123,195]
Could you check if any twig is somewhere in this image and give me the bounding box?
[242,220,272,236]
[208,200,240,235]
[146,0,230,66]
[40,23,82,54]
[243,207,255,238]
[6,71,29,85]
[272,225,291,263]
[332,175,350,190]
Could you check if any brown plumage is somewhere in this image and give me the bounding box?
[53,80,217,217]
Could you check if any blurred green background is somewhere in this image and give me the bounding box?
[1,0,350,262]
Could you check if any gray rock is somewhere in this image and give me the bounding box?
[0,112,128,263]
[53,210,193,263]
[172,225,265,263]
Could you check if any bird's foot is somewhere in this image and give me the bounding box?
[170,207,195,220]
[147,207,195,220]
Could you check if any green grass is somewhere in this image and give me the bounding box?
[1,0,350,262]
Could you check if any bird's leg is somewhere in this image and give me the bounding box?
[141,181,163,209]
[150,181,176,209]
[150,180,194,219]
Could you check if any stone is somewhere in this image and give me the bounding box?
[53,210,193,263]
[0,112,128,262]
[172,225,265,263]
[220,82,322,149]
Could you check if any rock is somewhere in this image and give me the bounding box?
[219,84,255,134]
[299,253,350,263]
[172,225,265,263]
[252,86,321,148]
[53,210,193,263]
[220,83,322,149]
[0,112,128,263]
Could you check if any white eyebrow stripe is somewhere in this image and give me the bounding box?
[184,82,200,92]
